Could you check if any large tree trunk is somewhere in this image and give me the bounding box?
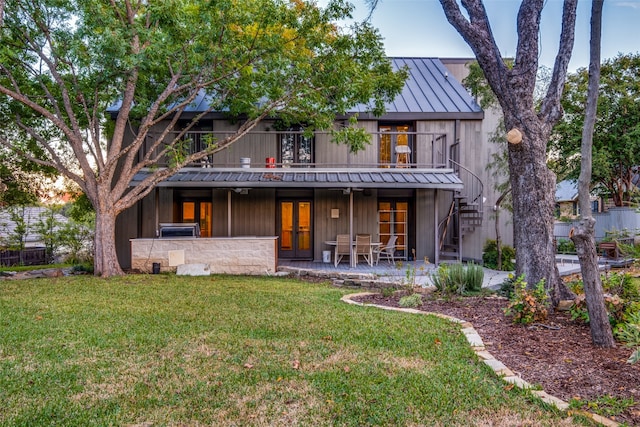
[92,183,124,277]
[94,207,124,278]
[569,0,615,347]
[506,114,575,305]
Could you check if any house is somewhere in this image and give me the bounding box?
[116,57,511,273]
[0,207,67,249]
[555,180,601,220]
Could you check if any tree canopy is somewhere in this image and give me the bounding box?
[551,53,640,207]
[0,0,406,276]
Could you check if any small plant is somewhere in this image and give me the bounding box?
[463,262,484,293]
[398,251,429,289]
[430,262,484,295]
[398,293,422,308]
[570,395,636,418]
[504,275,549,325]
[497,274,516,298]
[381,286,396,298]
[614,310,640,364]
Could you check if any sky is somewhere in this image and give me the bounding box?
[327,0,640,72]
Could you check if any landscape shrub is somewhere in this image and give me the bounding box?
[556,238,576,254]
[398,293,423,308]
[431,262,484,295]
[614,310,640,364]
[482,239,515,271]
[504,275,549,325]
[569,272,640,329]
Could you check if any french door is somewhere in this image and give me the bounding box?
[278,200,312,259]
[180,200,212,237]
[378,200,409,260]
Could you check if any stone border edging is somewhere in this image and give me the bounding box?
[341,292,620,427]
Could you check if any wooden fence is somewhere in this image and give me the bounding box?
[0,248,47,267]
[555,207,640,241]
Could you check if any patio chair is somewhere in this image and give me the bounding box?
[334,234,351,267]
[355,234,373,266]
[373,235,397,265]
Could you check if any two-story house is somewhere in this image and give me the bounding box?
[117,57,510,273]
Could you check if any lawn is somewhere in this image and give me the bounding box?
[0,274,593,426]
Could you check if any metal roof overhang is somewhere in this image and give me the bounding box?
[130,168,464,190]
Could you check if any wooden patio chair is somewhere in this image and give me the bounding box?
[334,234,351,267]
[373,235,397,265]
[355,234,373,266]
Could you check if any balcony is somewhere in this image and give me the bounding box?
[143,130,451,170]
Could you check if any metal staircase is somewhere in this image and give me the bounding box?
[438,159,484,262]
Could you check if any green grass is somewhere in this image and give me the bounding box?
[0,274,595,426]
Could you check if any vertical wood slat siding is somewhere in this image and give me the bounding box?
[313,189,349,261]
[212,190,229,237]
[416,188,436,263]
[458,120,491,261]
[230,189,276,237]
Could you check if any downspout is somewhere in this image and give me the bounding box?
[349,189,354,267]
[154,187,159,237]
[227,190,232,237]
[434,189,439,265]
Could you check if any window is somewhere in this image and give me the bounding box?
[379,124,413,167]
[176,120,214,166]
[279,126,314,167]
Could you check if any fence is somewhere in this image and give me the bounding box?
[554,207,640,242]
[0,248,47,267]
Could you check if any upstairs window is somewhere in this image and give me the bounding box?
[279,126,314,167]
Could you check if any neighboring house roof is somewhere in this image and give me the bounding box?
[556,180,578,203]
[131,168,464,190]
[348,57,483,120]
[0,207,68,248]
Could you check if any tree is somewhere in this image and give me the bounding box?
[0,0,406,277]
[568,0,615,348]
[435,0,577,304]
[552,53,640,207]
[0,205,29,264]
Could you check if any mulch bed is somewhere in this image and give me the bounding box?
[352,290,640,426]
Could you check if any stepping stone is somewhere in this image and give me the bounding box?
[176,263,210,276]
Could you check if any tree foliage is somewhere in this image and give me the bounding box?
[0,0,406,276]
[552,53,640,207]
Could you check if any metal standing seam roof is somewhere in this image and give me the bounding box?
[131,168,464,190]
[108,58,483,119]
[348,57,483,119]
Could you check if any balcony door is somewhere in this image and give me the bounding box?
[379,123,413,167]
[278,199,312,259]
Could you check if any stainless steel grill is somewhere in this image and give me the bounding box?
[158,223,200,238]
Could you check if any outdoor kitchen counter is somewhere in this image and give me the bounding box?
[130,236,278,275]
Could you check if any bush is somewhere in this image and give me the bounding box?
[504,275,549,325]
[399,293,423,308]
[430,262,484,295]
[614,310,640,364]
[556,238,576,254]
[482,240,515,271]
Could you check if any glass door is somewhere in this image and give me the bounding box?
[378,201,408,259]
[181,200,212,237]
[278,200,312,259]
